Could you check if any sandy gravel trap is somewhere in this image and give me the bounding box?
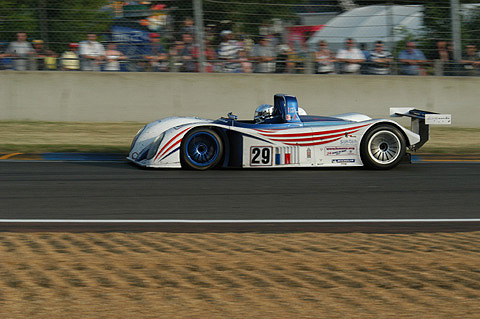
[1,232,480,318]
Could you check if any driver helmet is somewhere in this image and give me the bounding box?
[254,104,274,123]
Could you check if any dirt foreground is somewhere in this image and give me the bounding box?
[1,232,479,318]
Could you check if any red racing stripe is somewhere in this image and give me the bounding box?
[157,139,182,161]
[258,123,370,138]
[268,129,360,143]
[154,127,191,161]
[255,129,285,133]
[311,124,370,137]
[284,136,343,146]
[259,130,311,138]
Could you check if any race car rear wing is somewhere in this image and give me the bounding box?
[390,108,451,150]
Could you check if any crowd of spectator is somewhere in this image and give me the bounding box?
[1,29,480,76]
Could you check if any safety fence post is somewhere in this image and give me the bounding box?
[194,0,206,73]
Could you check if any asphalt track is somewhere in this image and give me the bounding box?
[0,161,479,232]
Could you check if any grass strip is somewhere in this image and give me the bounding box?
[1,121,479,154]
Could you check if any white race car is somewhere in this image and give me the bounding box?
[128,94,451,170]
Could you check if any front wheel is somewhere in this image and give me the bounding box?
[180,128,224,170]
[360,125,406,170]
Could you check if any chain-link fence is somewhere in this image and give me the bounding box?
[1,0,479,75]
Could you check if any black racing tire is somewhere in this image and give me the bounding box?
[180,128,224,170]
[360,124,406,170]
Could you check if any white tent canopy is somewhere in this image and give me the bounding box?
[307,5,424,51]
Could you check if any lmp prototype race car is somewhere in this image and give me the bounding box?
[128,94,451,170]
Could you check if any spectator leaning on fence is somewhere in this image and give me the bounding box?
[31,39,47,70]
[179,33,196,72]
[169,40,185,72]
[398,41,427,76]
[360,43,371,74]
[61,43,80,71]
[461,44,480,76]
[198,39,217,73]
[251,37,276,73]
[79,33,105,71]
[237,49,252,73]
[6,32,34,71]
[368,41,393,75]
[433,40,455,76]
[295,41,313,74]
[315,40,335,74]
[181,17,196,38]
[44,50,58,70]
[104,43,127,72]
[218,30,241,73]
[0,42,10,70]
[143,33,168,72]
[275,44,290,74]
[336,38,365,74]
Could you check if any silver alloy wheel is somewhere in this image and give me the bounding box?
[367,130,401,165]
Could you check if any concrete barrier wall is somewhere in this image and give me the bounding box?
[1,71,478,127]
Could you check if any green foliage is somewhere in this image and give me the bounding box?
[41,0,111,53]
[205,0,299,39]
[421,0,451,58]
[0,0,111,53]
[173,0,302,43]
[462,7,480,48]
[422,0,480,57]
[0,1,38,40]
[392,26,422,57]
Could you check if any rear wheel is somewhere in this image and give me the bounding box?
[181,128,223,170]
[361,125,406,170]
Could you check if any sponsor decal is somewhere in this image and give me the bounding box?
[425,114,452,125]
[286,114,292,121]
[332,159,355,164]
[325,146,356,156]
[340,139,357,145]
[288,107,296,114]
[306,148,311,159]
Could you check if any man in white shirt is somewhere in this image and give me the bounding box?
[6,32,34,71]
[336,38,365,74]
[79,33,105,71]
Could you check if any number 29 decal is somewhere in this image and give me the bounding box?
[250,146,273,166]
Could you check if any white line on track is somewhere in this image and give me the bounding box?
[1,219,480,223]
